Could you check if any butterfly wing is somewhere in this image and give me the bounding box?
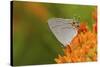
[48,18,77,47]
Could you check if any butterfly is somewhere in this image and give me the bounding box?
[48,18,80,47]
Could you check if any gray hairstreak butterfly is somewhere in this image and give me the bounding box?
[48,18,80,47]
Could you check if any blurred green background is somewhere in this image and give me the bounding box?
[12,1,96,66]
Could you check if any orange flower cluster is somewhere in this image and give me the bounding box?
[55,10,97,63]
[55,24,97,63]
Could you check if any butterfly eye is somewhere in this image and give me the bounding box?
[72,22,75,24]
[77,25,79,28]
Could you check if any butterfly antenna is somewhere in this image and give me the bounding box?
[73,15,76,22]
[73,15,80,24]
[77,16,80,23]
